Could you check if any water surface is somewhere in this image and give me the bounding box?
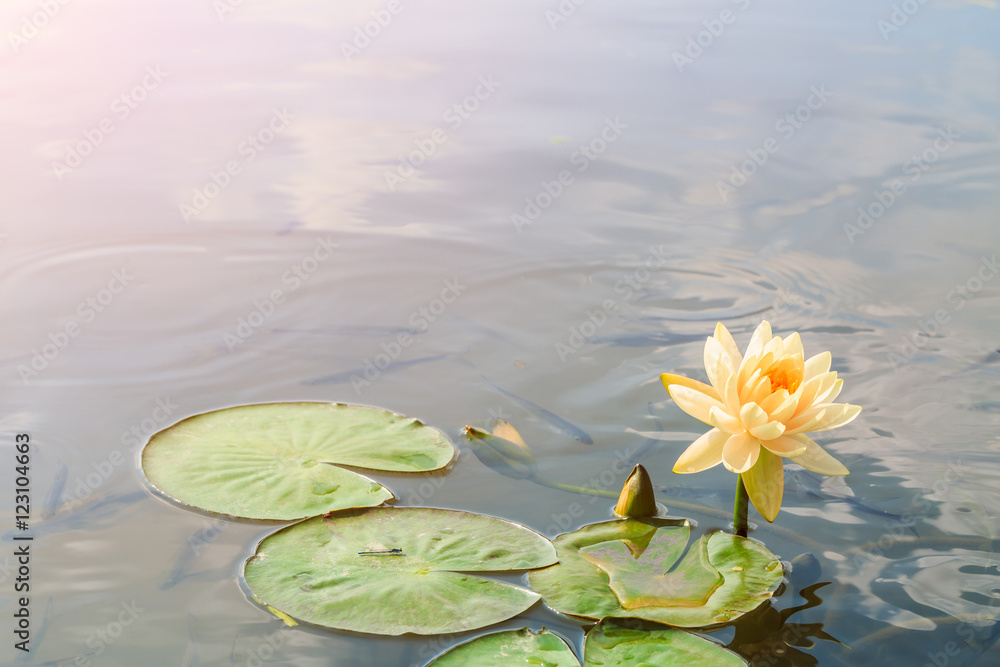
[2,0,999,664]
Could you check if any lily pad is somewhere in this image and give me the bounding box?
[141,402,454,520]
[426,627,578,666]
[243,507,558,635]
[528,519,782,627]
[585,618,748,666]
[424,621,748,666]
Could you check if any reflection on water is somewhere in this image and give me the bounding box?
[3,0,1000,664]
[727,582,841,667]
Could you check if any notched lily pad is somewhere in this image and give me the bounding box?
[426,627,578,666]
[528,519,782,627]
[580,525,723,608]
[243,507,558,635]
[141,402,454,520]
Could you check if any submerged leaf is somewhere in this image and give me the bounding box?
[463,425,537,480]
[243,507,557,635]
[142,402,454,520]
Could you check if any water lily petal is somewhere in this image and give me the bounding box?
[763,335,784,360]
[739,368,762,403]
[785,401,859,435]
[746,375,772,405]
[714,355,734,394]
[760,390,796,423]
[803,351,831,380]
[707,354,736,402]
[722,432,760,473]
[794,371,838,415]
[667,385,728,425]
[787,435,849,475]
[705,338,734,389]
[815,378,843,404]
[749,420,786,441]
[811,403,862,432]
[713,322,742,368]
[744,321,772,359]
[739,402,768,431]
[737,351,761,388]
[709,405,743,434]
[759,388,789,411]
[782,332,803,358]
[660,373,721,402]
[740,350,775,390]
[742,449,783,522]
[673,428,728,474]
[722,368,741,416]
[783,404,832,434]
[759,433,808,457]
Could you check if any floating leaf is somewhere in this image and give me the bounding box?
[580,526,723,608]
[584,618,748,666]
[141,402,454,520]
[426,627,578,666]
[425,621,747,666]
[528,519,782,627]
[243,507,557,635]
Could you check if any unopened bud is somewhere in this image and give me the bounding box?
[614,464,657,517]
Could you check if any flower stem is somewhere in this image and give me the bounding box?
[536,478,620,499]
[733,474,749,537]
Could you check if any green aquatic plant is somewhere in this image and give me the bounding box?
[140,397,802,664]
[426,620,749,666]
[614,463,658,517]
[426,628,579,667]
[528,519,783,627]
[243,507,557,635]
[141,402,454,520]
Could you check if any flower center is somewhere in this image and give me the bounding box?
[764,365,801,394]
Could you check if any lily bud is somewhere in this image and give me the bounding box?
[614,464,658,517]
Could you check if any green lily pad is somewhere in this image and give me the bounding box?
[426,627,578,666]
[141,402,454,520]
[243,507,558,635]
[528,519,782,627]
[584,618,748,666]
[424,621,748,666]
[580,527,723,608]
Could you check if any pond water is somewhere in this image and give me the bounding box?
[3,0,999,664]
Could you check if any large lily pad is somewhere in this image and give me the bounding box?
[426,628,578,666]
[584,618,748,666]
[424,621,748,666]
[528,519,782,627]
[243,507,558,635]
[141,402,454,520]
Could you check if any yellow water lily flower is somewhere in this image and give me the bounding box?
[661,321,860,522]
